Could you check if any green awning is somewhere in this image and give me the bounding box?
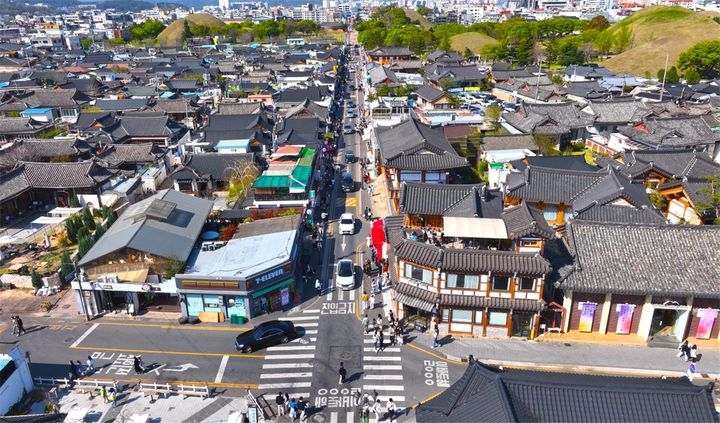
[255,175,290,188]
[251,278,294,298]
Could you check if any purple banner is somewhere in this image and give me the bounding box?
[616,304,635,334]
[578,302,596,332]
[696,309,718,339]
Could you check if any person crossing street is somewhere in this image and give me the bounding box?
[338,362,347,384]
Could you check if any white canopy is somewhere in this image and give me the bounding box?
[442,217,508,240]
[31,216,66,226]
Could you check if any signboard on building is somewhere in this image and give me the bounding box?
[578,302,597,332]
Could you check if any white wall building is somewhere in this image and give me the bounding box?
[0,344,34,416]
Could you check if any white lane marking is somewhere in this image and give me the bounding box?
[363,347,400,352]
[263,363,314,369]
[284,316,320,321]
[349,290,355,301]
[291,337,316,343]
[302,309,321,314]
[363,356,401,361]
[264,354,315,360]
[363,365,402,371]
[259,372,312,379]
[346,411,354,423]
[326,291,333,301]
[71,323,99,348]
[364,374,403,380]
[297,322,319,327]
[330,412,338,423]
[266,345,316,351]
[214,355,229,383]
[304,330,318,334]
[258,382,312,389]
[362,385,404,391]
[363,339,374,343]
[377,396,405,402]
[338,290,344,300]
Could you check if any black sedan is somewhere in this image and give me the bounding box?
[235,320,296,353]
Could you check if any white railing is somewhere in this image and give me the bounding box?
[139,381,210,399]
[34,376,209,399]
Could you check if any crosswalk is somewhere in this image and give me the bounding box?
[258,309,320,400]
[361,330,406,405]
[325,287,356,301]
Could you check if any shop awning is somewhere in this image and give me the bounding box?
[395,292,435,313]
[251,278,293,298]
[442,217,508,239]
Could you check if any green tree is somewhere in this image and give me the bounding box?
[593,29,613,57]
[613,26,633,53]
[129,19,166,41]
[31,269,44,290]
[557,43,584,66]
[438,77,455,91]
[666,66,680,84]
[533,134,558,155]
[183,19,192,41]
[677,40,720,79]
[643,70,652,79]
[93,225,106,241]
[684,67,701,84]
[358,27,386,49]
[64,215,80,243]
[485,105,501,125]
[438,36,451,52]
[77,235,94,258]
[463,47,473,59]
[81,38,92,50]
[163,256,186,278]
[586,15,610,31]
[69,194,80,207]
[59,251,74,280]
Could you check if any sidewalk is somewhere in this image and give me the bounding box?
[407,330,720,379]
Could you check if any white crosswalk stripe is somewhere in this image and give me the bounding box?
[326,290,333,301]
[259,372,312,379]
[330,412,338,423]
[266,345,316,351]
[363,347,400,352]
[349,290,355,301]
[346,411,354,423]
[258,382,312,389]
[284,315,320,321]
[363,364,402,371]
[262,363,313,369]
[363,356,401,361]
[291,337,316,343]
[304,330,318,334]
[264,354,315,360]
[338,289,344,300]
[363,374,403,380]
[362,384,404,391]
[302,309,320,314]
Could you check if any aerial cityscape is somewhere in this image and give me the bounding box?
[0,0,719,421]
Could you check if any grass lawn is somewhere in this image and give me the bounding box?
[450,32,498,54]
[403,8,432,30]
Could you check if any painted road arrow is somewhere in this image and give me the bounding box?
[163,363,199,372]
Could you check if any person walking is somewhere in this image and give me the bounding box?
[362,291,369,311]
[315,278,322,296]
[371,399,382,422]
[133,355,144,374]
[86,356,95,375]
[432,325,440,348]
[362,314,370,334]
[275,392,285,417]
[11,316,18,336]
[298,396,308,421]
[338,362,347,384]
[369,292,375,310]
[15,316,26,336]
[98,386,107,404]
[288,398,298,420]
[361,408,370,423]
[388,310,395,325]
[374,330,382,353]
[108,389,117,408]
[386,398,397,422]
[284,393,290,415]
[389,325,396,347]
[377,314,384,328]
[69,360,79,381]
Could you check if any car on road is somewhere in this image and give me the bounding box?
[336,259,355,290]
[346,100,355,108]
[341,172,354,192]
[235,320,296,353]
[338,213,355,235]
[347,110,357,119]
[343,124,355,135]
[345,150,356,163]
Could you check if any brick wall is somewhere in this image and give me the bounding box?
[569,292,605,332]
[607,294,645,335]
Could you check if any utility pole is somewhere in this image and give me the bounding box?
[659,54,669,102]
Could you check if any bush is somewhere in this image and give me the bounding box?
[93,226,105,241]
[31,270,43,290]
[77,235,94,258]
[219,224,237,241]
[60,252,74,280]
[82,213,96,231]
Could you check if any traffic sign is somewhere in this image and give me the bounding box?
[687,363,697,381]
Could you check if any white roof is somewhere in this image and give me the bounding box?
[442,217,508,239]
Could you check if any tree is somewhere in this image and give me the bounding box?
[77,235,93,258]
[80,38,92,50]
[586,15,610,31]
[438,77,456,91]
[684,67,702,84]
[93,225,105,241]
[695,176,720,224]
[129,19,166,41]
[677,40,720,79]
[485,105,501,126]
[227,159,260,206]
[31,269,44,290]
[64,215,81,243]
[448,95,463,108]
[183,19,192,41]
[163,256,186,279]
[593,29,613,57]
[59,251,74,280]
[463,47,473,59]
[438,36,451,52]
[556,43,584,66]
[666,66,680,84]
[69,195,80,208]
[533,134,558,155]
[0,143,40,173]
[613,27,633,53]
[358,27,386,49]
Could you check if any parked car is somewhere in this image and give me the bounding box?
[502,102,518,112]
[235,320,296,353]
[339,213,355,235]
[335,258,355,290]
[346,100,355,108]
[345,150,356,163]
[343,124,355,135]
[347,110,357,119]
[341,172,354,192]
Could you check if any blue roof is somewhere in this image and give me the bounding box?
[22,107,52,113]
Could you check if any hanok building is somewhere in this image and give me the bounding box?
[559,221,720,345]
[502,102,595,148]
[367,47,412,65]
[252,146,316,208]
[74,190,213,317]
[374,116,468,206]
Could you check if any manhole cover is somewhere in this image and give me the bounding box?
[62,304,71,309]
[311,414,327,423]
[340,351,353,360]
[64,337,74,343]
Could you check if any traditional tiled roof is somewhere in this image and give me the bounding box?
[573,204,666,225]
[217,102,263,115]
[284,98,328,120]
[399,182,502,218]
[98,144,166,165]
[367,47,412,57]
[480,135,538,152]
[584,99,651,125]
[416,361,718,423]
[502,102,595,135]
[394,240,443,269]
[440,294,544,311]
[20,138,83,158]
[506,166,605,204]
[501,201,556,240]
[562,221,720,298]
[617,116,720,149]
[614,149,720,181]
[414,85,446,103]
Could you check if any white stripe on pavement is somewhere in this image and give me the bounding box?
[302,309,321,314]
[258,382,312,389]
[362,385,404,391]
[377,396,405,403]
[304,330,318,334]
[296,322,318,327]
[326,291,333,301]
[364,374,403,380]
[349,290,355,301]
[338,290,344,300]
[330,412,338,423]
[259,372,312,379]
[284,315,320,321]
[214,355,229,383]
[266,345,316,351]
[363,356,401,361]
[263,363,314,369]
[264,354,315,360]
[70,323,99,348]
[363,347,400,352]
[346,411,354,423]
[291,337,316,343]
[363,365,402,370]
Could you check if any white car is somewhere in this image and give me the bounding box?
[336,259,355,290]
[339,213,355,235]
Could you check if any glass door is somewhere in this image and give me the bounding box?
[512,312,533,338]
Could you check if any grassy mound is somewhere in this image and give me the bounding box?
[156,13,225,47]
[602,6,720,75]
[403,8,432,30]
[450,32,498,54]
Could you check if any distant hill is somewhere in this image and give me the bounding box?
[602,6,720,76]
[403,8,432,30]
[156,13,225,47]
[450,32,498,55]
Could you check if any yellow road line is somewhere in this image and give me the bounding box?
[405,343,464,365]
[412,390,444,409]
[355,241,364,322]
[97,322,249,332]
[69,345,265,359]
[77,376,258,390]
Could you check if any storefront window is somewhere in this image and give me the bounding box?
[519,277,535,291]
[404,264,432,285]
[451,309,473,323]
[186,294,204,317]
[441,309,449,322]
[447,274,479,289]
[491,275,510,291]
[488,311,507,326]
[543,205,559,221]
[475,310,483,324]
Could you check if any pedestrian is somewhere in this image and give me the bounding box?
[284,393,290,414]
[377,278,383,293]
[371,399,382,422]
[315,278,322,296]
[276,392,285,416]
[678,340,690,361]
[361,291,369,311]
[377,314,383,328]
[11,316,18,336]
[362,314,370,334]
[362,408,370,423]
[260,296,268,314]
[690,344,699,363]
[389,325,396,346]
[386,398,397,422]
[69,360,78,381]
[298,396,307,421]
[374,330,382,353]
[369,292,375,310]
[133,355,144,374]
[288,398,298,420]
[371,279,377,294]
[468,354,475,364]
[433,325,440,348]
[98,385,107,403]
[86,355,95,374]
[15,316,25,336]
[368,184,374,196]
[339,362,347,384]
[108,389,117,408]
[389,310,395,324]
[75,360,84,375]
